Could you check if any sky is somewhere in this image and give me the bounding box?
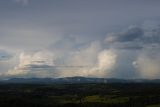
[0,0,160,79]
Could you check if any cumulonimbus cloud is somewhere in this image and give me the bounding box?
[3,42,117,78]
[84,49,117,78]
[1,20,160,79]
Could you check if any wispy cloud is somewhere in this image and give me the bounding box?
[13,0,29,5]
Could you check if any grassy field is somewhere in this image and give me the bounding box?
[0,83,160,107]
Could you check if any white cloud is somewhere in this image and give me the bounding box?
[85,49,117,78]
[56,41,102,77]
[98,50,116,72]
[56,49,117,78]
[2,41,117,78]
[5,51,55,77]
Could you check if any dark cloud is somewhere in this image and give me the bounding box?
[24,64,54,69]
[105,21,160,50]
[106,26,143,43]
[110,42,143,50]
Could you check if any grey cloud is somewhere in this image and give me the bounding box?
[24,64,54,69]
[105,21,160,50]
[31,61,46,64]
[106,26,143,43]
[142,21,160,44]
[111,49,140,79]
[133,47,160,79]
[110,42,143,50]
[0,50,13,61]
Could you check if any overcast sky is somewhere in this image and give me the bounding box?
[0,0,160,79]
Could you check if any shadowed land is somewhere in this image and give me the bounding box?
[0,83,160,107]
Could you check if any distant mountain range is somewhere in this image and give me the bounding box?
[0,76,160,84]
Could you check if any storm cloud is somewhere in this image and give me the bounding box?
[105,20,160,50]
[0,0,160,79]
